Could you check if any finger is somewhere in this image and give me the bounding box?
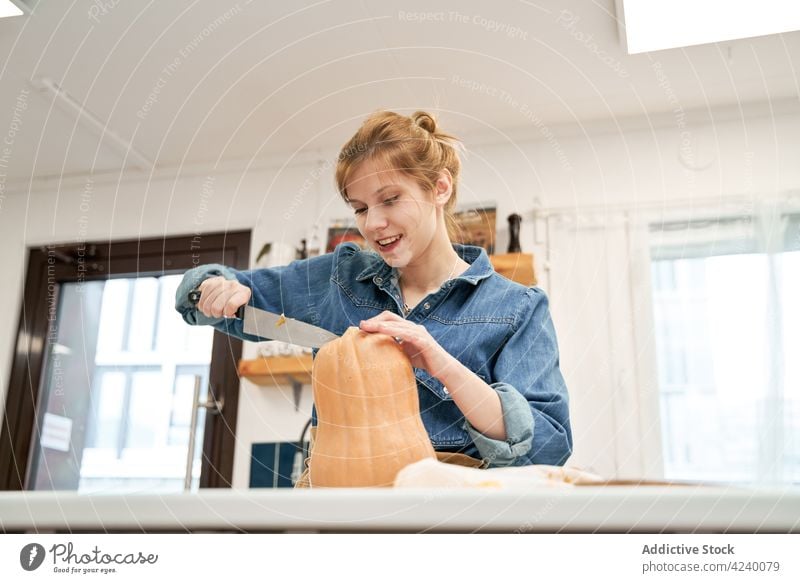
[197,276,224,297]
[194,278,212,312]
[360,310,404,326]
[359,311,407,328]
[359,318,409,333]
[197,279,226,317]
[358,318,385,330]
[223,288,250,318]
[209,282,243,318]
[377,310,405,321]
[362,321,423,345]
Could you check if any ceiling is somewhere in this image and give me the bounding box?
[0,0,798,183]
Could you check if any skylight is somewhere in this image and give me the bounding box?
[0,0,24,18]
[621,0,800,54]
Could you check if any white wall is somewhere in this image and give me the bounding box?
[2,104,798,487]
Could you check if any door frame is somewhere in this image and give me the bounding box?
[0,230,250,490]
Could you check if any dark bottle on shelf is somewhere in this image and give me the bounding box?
[507,213,522,253]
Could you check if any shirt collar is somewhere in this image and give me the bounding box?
[355,244,494,286]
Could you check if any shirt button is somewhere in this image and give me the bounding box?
[423,302,431,310]
[374,277,383,284]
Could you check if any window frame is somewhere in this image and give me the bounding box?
[0,231,250,490]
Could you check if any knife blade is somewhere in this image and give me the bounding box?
[188,288,339,349]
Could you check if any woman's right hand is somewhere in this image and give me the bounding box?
[195,276,252,318]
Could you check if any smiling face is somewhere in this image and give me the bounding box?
[345,160,449,268]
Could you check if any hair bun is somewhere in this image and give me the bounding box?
[411,111,437,134]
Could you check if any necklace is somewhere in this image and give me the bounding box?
[399,256,462,315]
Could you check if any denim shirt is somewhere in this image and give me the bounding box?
[174,242,572,467]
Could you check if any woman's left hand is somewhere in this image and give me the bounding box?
[359,311,454,378]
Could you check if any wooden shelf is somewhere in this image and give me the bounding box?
[238,354,312,387]
[489,252,536,286]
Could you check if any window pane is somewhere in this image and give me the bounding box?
[88,371,125,450]
[156,274,213,355]
[125,370,167,449]
[95,279,129,355]
[128,278,159,352]
[29,270,216,494]
[169,374,196,447]
[783,214,800,252]
[652,253,770,482]
[781,250,800,482]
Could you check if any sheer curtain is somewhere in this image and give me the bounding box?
[649,204,799,484]
[544,210,662,480]
[541,194,800,484]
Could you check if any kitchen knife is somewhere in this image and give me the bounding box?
[188,289,339,349]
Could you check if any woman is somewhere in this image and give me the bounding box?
[175,110,572,470]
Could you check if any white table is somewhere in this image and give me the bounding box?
[1,485,798,533]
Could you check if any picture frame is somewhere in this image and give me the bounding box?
[325,222,367,252]
[451,205,497,254]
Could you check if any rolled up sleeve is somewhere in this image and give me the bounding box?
[175,263,238,325]
[463,381,534,465]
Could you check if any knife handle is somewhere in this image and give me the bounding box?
[188,288,245,319]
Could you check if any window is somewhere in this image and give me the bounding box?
[0,231,250,491]
[30,275,214,493]
[650,210,799,484]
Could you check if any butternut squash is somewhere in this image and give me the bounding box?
[307,326,436,487]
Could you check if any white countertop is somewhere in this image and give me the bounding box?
[2,485,799,533]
